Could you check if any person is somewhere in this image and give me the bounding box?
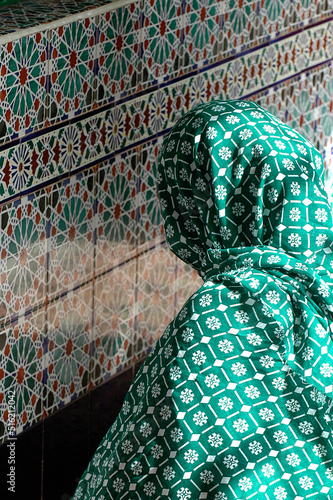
[72,100,333,499]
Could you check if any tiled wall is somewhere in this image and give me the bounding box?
[0,0,333,449]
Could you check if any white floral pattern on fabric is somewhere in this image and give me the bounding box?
[73,100,333,500]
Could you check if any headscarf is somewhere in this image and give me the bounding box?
[157,99,333,404]
[73,100,333,500]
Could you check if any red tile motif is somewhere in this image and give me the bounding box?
[141,0,183,86]
[0,0,332,442]
[183,0,223,71]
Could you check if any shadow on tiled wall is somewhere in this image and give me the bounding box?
[0,360,146,499]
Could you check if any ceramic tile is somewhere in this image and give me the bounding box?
[175,258,203,316]
[1,131,71,201]
[30,128,68,185]
[0,33,48,145]
[167,80,191,125]
[48,19,96,123]
[0,0,330,43]
[0,143,33,201]
[205,64,227,102]
[182,0,223,72]
[76,111,107,165]
[125,96,150,143]
[104,103,127,155]
[256,0,333,46]
[0,122,88,198]
[0,306,45,444]
[55,123,83,173]
[257,0,292,42]
[43,282,93,416]
[141,0,183,87]
[47,167,95,300]
[95,151,138,275]
[189,73,210,107]
[223,1,257,53]
[147,87,169,135]
[135,243,176,359]
[0,0,111,36]
[250,45,279,90]
[137,137,164,250]
[92,260,136,386]
[96,3,141,105]
[0,189,47,324]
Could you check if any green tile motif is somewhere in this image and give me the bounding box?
[0,32,47,144]
[141,0,182,85]
[49,19,96,122]
[97,4,141,104]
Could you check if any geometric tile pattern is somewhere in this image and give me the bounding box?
[0,0,109,36]
[0,7,332,145]
[183,0,223,71]
[49,19,96,122]
[92,261,136,386]
[0,20,332,201]
[0,32,47,143]
[0,0,332,42]
[43,283,93,416]
[136,244,177,359]
[137,137,165,248]
[0,0,333,444]
[0,189,47,324]
[47,168,95,300]
[95,153,137,275]
[141,0,182,86]
[0,306,45,439]
[96,4,140,104]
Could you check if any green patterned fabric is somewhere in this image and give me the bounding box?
[73,100,333,500]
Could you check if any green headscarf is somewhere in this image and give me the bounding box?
[73,100,333,500]
[158,99,333,398]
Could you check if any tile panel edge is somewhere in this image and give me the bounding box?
[0,0,138,45]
